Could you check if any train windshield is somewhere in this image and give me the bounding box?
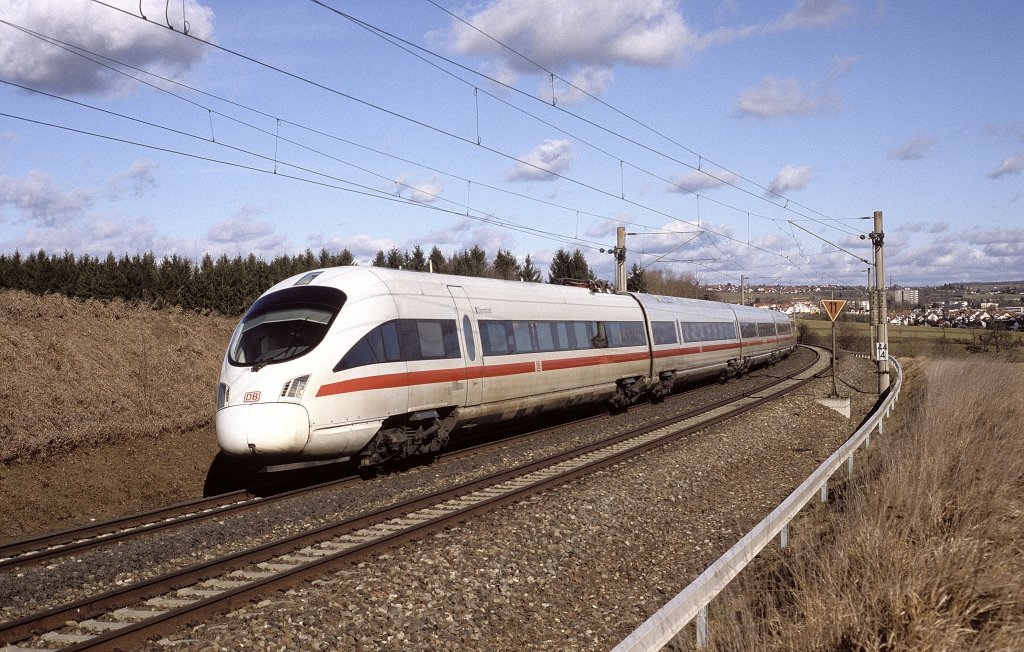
[228,286,346,369]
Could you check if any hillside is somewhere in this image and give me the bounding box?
[0,291,237,539]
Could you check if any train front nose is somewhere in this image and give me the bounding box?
[216,403,311,456]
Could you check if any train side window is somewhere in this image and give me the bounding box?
[680,321,694,342]
[482,321,510,355]
[554,321,571,350]
[610,321,646,347]
[399,319,460,360]
[335,320,400,372]
[757,322,776,337]
[535,321,555,351]
[462,315,476,361]
[740,322,758,338]
[418,321,446,358]
[652,320,678,345]
[605,322,623,347]
[571,322,590,349]
[512,321,533,353]
[381,320,400,360]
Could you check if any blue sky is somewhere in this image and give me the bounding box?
[1,0,1022,287]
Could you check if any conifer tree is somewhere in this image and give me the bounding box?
[407,245,427,272]
[547,247,594,283]
[428,246,446,274]
[521,254,542,282]
[492,249,521,280]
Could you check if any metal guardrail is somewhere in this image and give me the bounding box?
[614,356,903,651]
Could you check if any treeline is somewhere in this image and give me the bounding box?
[0,248,356,315]
[0,245,629,316]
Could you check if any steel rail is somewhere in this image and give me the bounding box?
[0,349,821,650]
[1,349,810,572]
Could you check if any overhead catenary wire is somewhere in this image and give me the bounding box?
[106,1,868,267]
[0,18,662,243]
[420,0,854,229]
[66,3,827,271]
[4,3,869,284]
[311,0,864,240]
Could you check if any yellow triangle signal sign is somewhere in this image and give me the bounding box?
[821,299,847,322]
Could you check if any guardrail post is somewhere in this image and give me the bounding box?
[847,453,855,477]
[820,482,828,503]
[779,522,790,549]
[695,605,709,647]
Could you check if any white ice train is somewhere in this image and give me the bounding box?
[215,267,795,472]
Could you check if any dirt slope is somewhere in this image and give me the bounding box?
[0,291,236,540]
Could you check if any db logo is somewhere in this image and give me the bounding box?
[244,391,261,403]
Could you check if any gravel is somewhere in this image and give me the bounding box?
[121,350,878,651]
[1,351,818,625]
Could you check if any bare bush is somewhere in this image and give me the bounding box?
[695,358,1024,650]
[0,290,236,464]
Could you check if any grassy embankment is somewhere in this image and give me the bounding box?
[796,316,1024,360]
[674,355,1024,649]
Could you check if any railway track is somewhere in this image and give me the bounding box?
[0,348,813,573]
[0,347,823,651]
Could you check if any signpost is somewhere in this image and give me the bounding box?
[821,298,847,397]
[821,299,846,322]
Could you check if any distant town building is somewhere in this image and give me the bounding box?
[892,288,919,306]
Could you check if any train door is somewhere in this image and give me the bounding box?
[447,286,483,406]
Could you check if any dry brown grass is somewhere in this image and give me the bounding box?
[0,290,237,464]
[680,356,1024,650]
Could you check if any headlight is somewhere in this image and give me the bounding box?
[217,382,230,410]
[280,375,310,400]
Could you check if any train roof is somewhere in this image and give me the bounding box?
[262,266,789,321]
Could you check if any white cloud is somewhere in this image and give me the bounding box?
[667,169,740,193]
[308,233,395,264]
[0,170,95,226]
[699,0,855,48]
[829,54,860,78]
[207,206,288,255]
[434,1,857,103]
[767,165,812,195]
[899,221,949,234]
[887,136,937,161]
[988,153,1024,179]
[556,66,615,105]
[108,159,159,199]
[396,175,446,203]
[0,0,214,96]
[506,138,575,181]
[733,76,840,119]
[440,0,698,71]
[774,0,856,30]
[421,216,516,255]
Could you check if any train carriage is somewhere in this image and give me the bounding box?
[215,266,795,472]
